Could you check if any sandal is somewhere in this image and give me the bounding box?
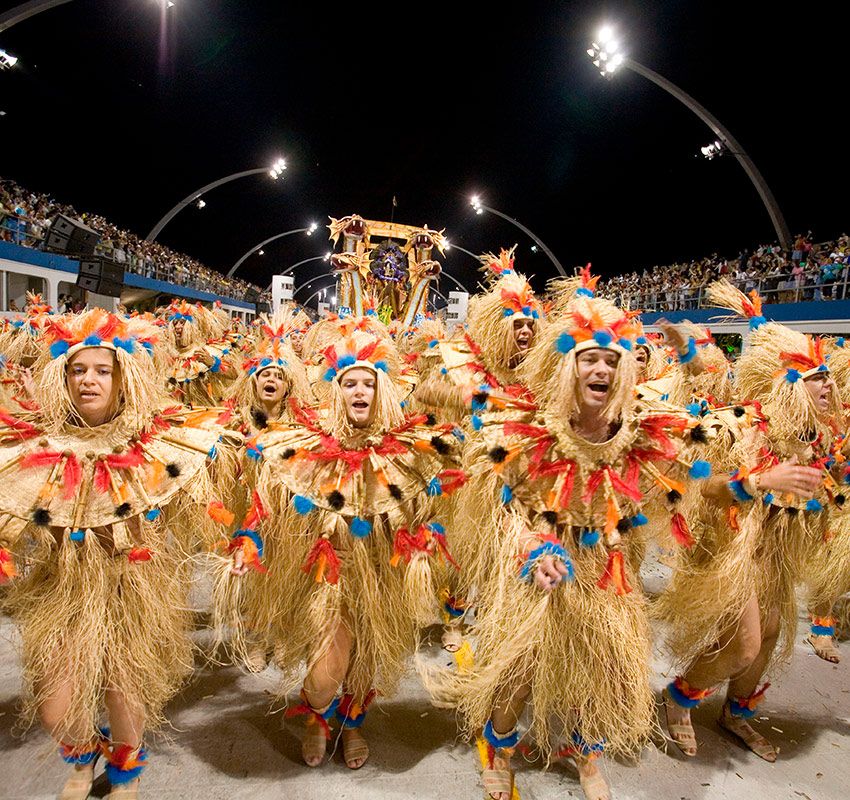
[441,624,464,653]
[575,756,611,800]
[805,633,841,663]
[481,756,514,800]
[341,728,370,769]
[244,638,268,673]
[60,763,97,800]
[301,716,328,767]
[662,688,698,757]
[719,703,777,762]
[106,780,139,799]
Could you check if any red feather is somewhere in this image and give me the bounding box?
[20,450,62,469]
[62,455,83,500]
[93,460,111,493]
[106,444,145,470]
[670,513,695,548]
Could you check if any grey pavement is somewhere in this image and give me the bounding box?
[1,553,848,800]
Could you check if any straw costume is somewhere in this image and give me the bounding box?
[425,280,712,800]
[0,309,225,798]
[656,279,842,760]
[221,327,465,767]
[164,300,237,406]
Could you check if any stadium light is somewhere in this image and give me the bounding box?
[269,157,287,179]
[469,193,567,276]
[586,24,791,250]
[0,49,18,69]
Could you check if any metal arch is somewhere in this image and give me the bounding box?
[227,227,311,278]
[0,0,72,34]
[622,57,791,250]
[146,167,270,242]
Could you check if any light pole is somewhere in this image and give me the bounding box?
[145,157,287,242]
[587,26,791,250]
[227,222,319,278]
[469,195,567,276]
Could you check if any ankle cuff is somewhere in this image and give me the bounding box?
[483,719,519,750]
[811,616,835,636]
[560,730,606,759]
[104,744,147,785]
[667,677,712,709]
[284,692,340,738]
[728,682,770,719]
[336,690,377,729]
[59,727,109,765]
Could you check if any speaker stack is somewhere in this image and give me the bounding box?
[76,258,125,297]
[44,214,101,256]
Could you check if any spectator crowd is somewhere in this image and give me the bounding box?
[0,178,269,305]
[602,232,850,311]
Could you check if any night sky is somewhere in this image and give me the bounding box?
[1,1,845,303]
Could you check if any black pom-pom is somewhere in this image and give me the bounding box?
[115,502,132,517]
[733,406,745,417]
[488,446,509,463]
[617,518,633,533]
[425,413,437,426]
[689,424,707,443]
[281,448,296,460]
[388,483,403,500]
[541,510,558,525]
[472,391,489,406]
[785,506,799,516]
[327,490,345,510]
[836,494,846,507]
[32,507,51,526]
[667,489,682,504]
[251,409,269,429]
[166,463,181,478]
[430,435,450,455]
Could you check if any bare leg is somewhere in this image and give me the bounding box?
[300,614,353,767]
[104,688,144,749]
[665,594,763,755]
[484,680,531,800]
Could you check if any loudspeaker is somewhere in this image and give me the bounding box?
[244,287,260,303]
[46,214,100,256]
[76,258,124,297]
[76,274,101,292]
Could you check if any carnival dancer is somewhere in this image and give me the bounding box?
[425,279,713,800]
[0,308,226,799]
[658,280,838,761]
[413,248,542,651]
[225,327,464,770]
[164,299,237,406]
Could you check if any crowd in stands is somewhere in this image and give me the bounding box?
[0,178,268,305]
[603,231,850,311]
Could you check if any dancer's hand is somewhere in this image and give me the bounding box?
[533,555,568,591]
[759,456,822,499]
[230,547,249,577]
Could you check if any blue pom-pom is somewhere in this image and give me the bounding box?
[689,460,711,479]
[636,336,647,346]
[83,334,101,346]
[532,309,539,319]
[246,442,264,461]
[785,368,800,383]
[50,340,70,358]
[818,363,828,372]
[749,315,766,330]
[374,360,388,372]
[350,517,372,537]
[837,337,846,348]
[618,337,633,351]
[428,339,439,348]
[69,529,86,542]
[440,367,448,374]
[592,330,613,347]
[145,508,161,521]
[521,306,531,316]
[502,308,514,317]
[763,492,774,504]
[556,332,576,354]
[210,356,222,373]
[323,367,337,382]
[471,415,483,431]
[260,358,272,367]
[580,529,601,547]
[112,337,136,354]
[685,402,702,417]
[428,521,446,535]
[337,354,356,369]
[806,498,823,512]
[576,287,594,298]
[501,484,513,504]
[141,340,154,356]
[427,476,443,496]
[630,513,648,527]
[294,495,315,515]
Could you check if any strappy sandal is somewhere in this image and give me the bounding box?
[341,728,370,769]
[719,703,777,762]
[60,763,97,800]
[575,756,611,800]
[805,633,841,663]
[662,688,698,757]
[481,763,514,800]
[301,716,328,767]
[441,624,464,652]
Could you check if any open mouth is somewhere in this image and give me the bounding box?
[262,385,277,395]
[352,400,369,411]
[587,382,609,399]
